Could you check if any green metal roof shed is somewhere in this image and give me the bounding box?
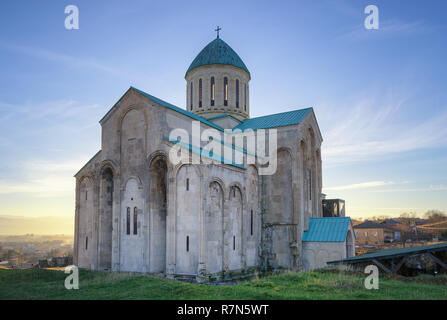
[302,217,354,242]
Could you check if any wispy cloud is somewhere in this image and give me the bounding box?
[0,99,102,122]
[0,43,121,75]
[319,91,447,165]
[372,184,447,193]
[324,180,395,191]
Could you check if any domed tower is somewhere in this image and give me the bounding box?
[185,31,250,121]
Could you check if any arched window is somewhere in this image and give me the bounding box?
[190,82,193,110]
[133,207,138,235]
[126,207,130,235]
[244,83,247,111]
[199,78,202,108]
[210,77,215,106]
[224,77,228,106]
[236,79,239,108]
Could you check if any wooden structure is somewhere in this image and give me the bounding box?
[328,242,447,276]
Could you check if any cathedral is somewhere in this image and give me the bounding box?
[73,32,355,281]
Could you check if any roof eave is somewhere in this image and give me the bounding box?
[185,63,251,80]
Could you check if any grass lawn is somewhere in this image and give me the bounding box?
[0,268,446,300]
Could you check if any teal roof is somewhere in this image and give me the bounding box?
[302,217,353,242]
[186,38,250,77]
[234,108,312,131]
[163,137,246,170]
[206,113,242,123]
[329,242,447,264]
[130,87,224,132]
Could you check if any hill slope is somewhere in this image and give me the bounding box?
[0,268,446,300]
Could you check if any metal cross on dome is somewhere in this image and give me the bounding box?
[215,26,221,38]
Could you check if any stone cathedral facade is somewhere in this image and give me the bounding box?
[74,35,353,281]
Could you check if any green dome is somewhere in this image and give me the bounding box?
[186,38,250,77]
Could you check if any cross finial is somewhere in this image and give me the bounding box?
[215,26,221,38]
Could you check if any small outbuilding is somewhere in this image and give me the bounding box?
[354,220,401,244]
[302,217,355,270]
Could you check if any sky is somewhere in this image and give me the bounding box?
[0,0,446,233]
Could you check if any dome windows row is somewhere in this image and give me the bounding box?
[188,76,248,113]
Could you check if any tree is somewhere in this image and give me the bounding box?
[424,210,446,222]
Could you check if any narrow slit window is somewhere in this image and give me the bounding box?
[199,78,202,107]
[244,83,247,111]
[307,169,312,200]
[85,236,88,250]
[133,207,138,235]
[190,82,193,110]
[236,79,239,108]
[126,207,130,235]
[186,178,189,191]
[210,77,215,106]
[250,210,253,236]
[224,77,228,106]
[85,191,88,201]
[233,236,236,250]
[186,236,189,252]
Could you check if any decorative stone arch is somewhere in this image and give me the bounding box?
[79,175,94,188]
[202,177,226,274]
[121,175,144,191]
[97,161,116,271]
[146,151,169,273]
[224,181,244,271]
[98,160,119,180]
[77,174,95,269]
[147,150,173,177]
[277,146,296,163]
[173,163,203,180]
[203,176,226,199]
[275,147,296,223]
[117,104,148,134]
[227,181,245,202]
[307,126,316,152]
[117,106,148,161]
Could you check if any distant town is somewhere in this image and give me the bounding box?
[0,234,73,269]
[0,210,445,272]
[351,210,447,255]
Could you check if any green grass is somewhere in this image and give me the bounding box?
[0,268,446,300]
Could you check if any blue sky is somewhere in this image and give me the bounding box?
[0,0,446,228]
